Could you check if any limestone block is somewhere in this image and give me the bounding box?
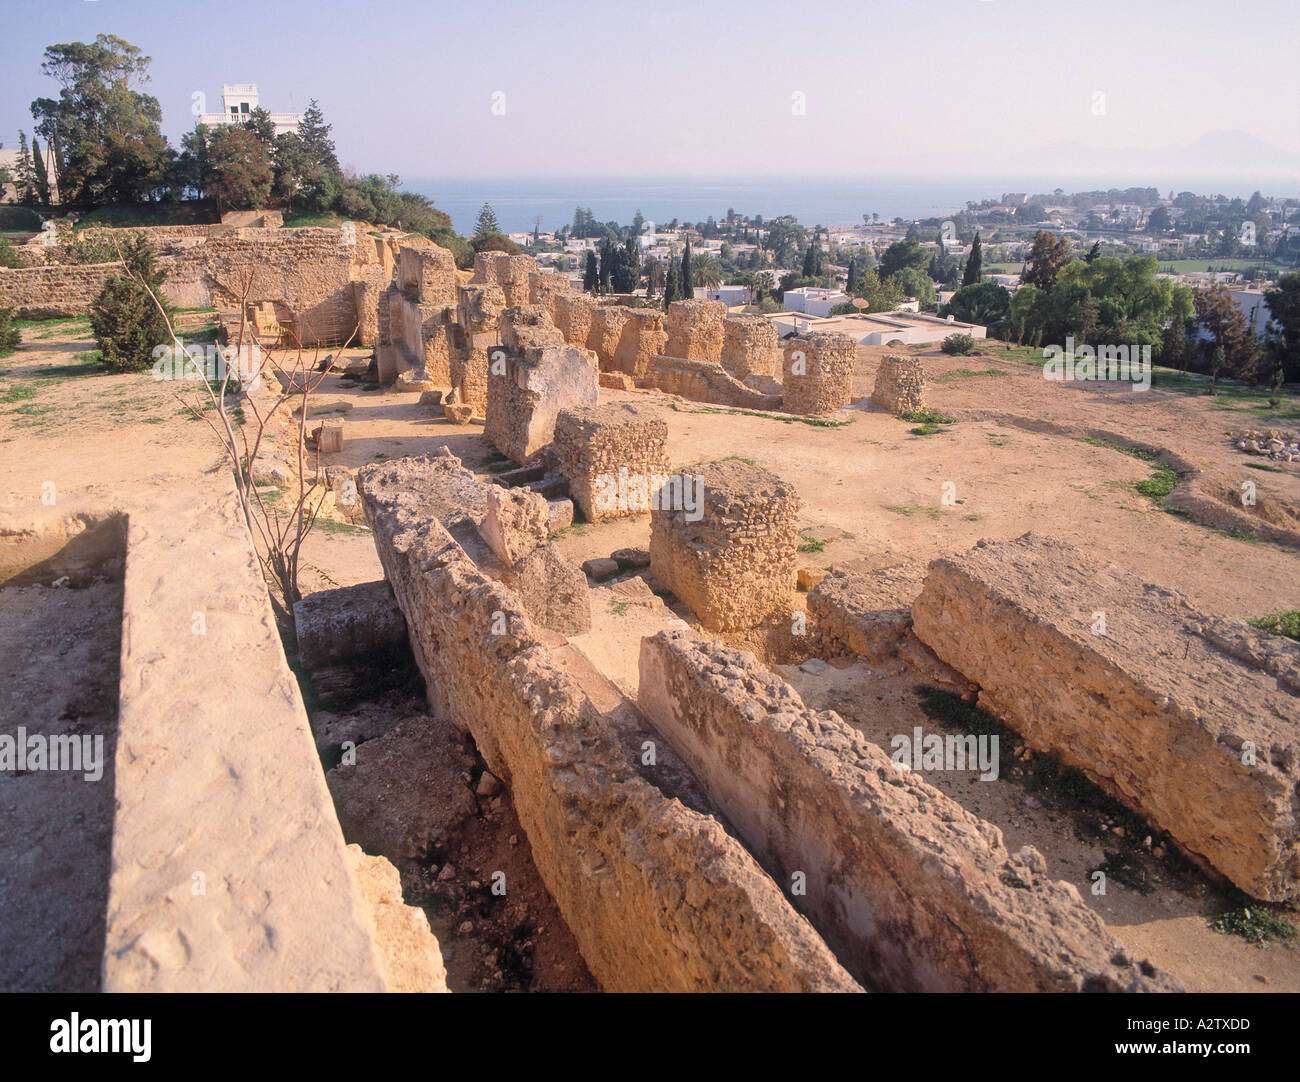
[478,486,550,567]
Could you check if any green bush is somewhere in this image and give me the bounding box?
[941,332,977,355]
[0,238,23,269]
[0,307,20,357]
[90,235,173,373]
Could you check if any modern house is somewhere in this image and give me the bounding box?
[197,84,303,136]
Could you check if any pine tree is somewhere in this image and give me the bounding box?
[962,231,983,286]
[1086,241,1102,263]
[680,237,693,299]
[474,203,501,240]
[297,99,338,171]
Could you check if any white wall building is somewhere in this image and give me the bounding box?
[197,84,303,136]
[782,286,849,317]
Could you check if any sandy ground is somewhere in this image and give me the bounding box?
[4,320,1298,992]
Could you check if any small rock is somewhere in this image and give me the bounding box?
[458,920,473,935]
[509,834,519,847]
[420,389,444,406]
[582,557,619,580]
[611,547,651,569]
[437,864,456,882]
[799,658,830,675]
[444,403,474,424]
[476,771,502,797]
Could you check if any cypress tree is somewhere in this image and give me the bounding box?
[583,250,598,293]
[847,257,858,295]
[31,137,51,206]
[962,231,983,286]
[680,237,692,299]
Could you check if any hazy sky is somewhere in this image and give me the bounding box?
[2,0,1297,183]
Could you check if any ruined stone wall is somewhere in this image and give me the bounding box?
[665,299,726,365]
[470,252,538,307]
[451,283,508,409]
[911,533,1300,902]
[553,292,596,349]
[552,404,671,523]
[0,261,124,319]
[397,244,457,308]
[527,270,571,320]
[637,630,1178,992]
[355,461,861,992]
[611,309,667,379]
[484,306,598,463]
[649,460,799,631]
[642,355,782,410]
[586,306,630,370]
[870,352,926,415]
[782,332,857,416]
[164,228,362,345]
[722,315,781,380]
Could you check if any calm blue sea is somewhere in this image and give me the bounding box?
[406,174,1281,236]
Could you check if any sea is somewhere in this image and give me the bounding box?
[406,174,1289,236]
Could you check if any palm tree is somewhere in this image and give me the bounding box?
[691,254,722,290]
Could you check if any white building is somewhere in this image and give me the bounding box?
[782,286,849,317]
[768,310,986,346]
[197,84,302,136]
[703,284,751,306]
[1231,288,1273,338]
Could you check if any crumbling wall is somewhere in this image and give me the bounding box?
[665,299,726,365]
[553,292,597,349]
[782,332,857,416]
[0,261,124,319]
[612,309,667,379]
[356,459,860,992]
[552,404,671,522]
[911,533,1300,902]
[164,227,364,345]
[484,306,598,463]
[586,306,631,370]
[471,252,538,307]
[642,355,782,410]
[649,460,799,631]
[527,270,571,321]
[871,352,926,415]
[397,244,457,308]
[637,630,1179,992]
[722,314,782,380]
[452,283,507,409]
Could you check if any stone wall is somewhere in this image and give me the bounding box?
[164,227,364,346]
[0,261,124,319]
[552,404,671,522]
[642,355,782,410]
[356,460,861,992]
[911,533,1300,902]
[649,460,799,631]
[782,332,857,416]
[484,306,599,463]
[586,306,630,370]
[527,270,571,320]
[470,252,538,307]
[871,352,926,415]
[665,299,726,365]
[450,282,508,409]
[611,309,667,379]
[722,314,782,380]
[637,630,1178,992]
[553,292,596,349]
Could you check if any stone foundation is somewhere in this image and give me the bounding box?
[649,460,799,631]
[642,355,782,410]
[871,352,926,415]
[911,533,1300,901]
[782,332,857,416]
[356,460,860,992]
[637,630,1179,992]
[552,403,671,523]
[722,314,782,380]
[483,306,599,463]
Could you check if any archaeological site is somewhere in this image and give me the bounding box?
[4,216,1297,1004]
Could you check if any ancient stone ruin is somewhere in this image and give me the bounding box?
[782,332,858,416]
[649,460,800,632]
[552,403,671,523]
[871,352,927,415]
